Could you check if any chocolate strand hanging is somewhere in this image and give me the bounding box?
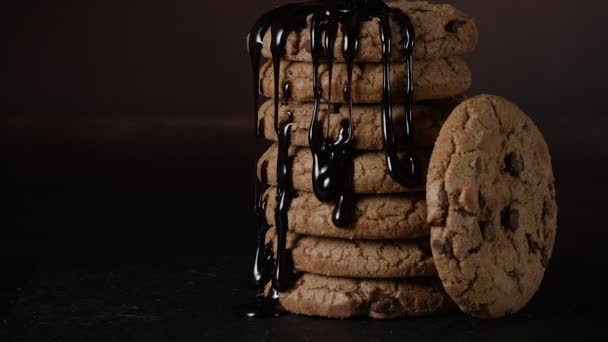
[325,20,338,139]
[309,11,324,153]
[270,26,288,134]
[272,120,295,291]
[308,7,357,228]
[383,8,419,188]
[248,14,273,312]
[270,15,297,293]
[246,4,320,317]
[333,9,361,227]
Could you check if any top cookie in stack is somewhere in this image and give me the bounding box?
[258,0,476,105]
[251,0,479,319]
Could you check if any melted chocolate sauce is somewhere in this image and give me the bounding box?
[382,8,419,187]
[247,0,418,317]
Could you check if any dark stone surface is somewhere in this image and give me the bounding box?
[5,254,608,341]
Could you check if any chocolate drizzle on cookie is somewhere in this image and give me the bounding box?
[246,0,418,317]
[309,0,419,228]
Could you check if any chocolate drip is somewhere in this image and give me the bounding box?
[246,3,319,318]
[384,8,419,187]
[272,121,295,291]
[247,0,418,317]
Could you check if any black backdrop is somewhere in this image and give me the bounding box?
[3,1,608,338]
[2,0,607,263]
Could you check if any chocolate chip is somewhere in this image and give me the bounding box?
[481,222,497,241]
[478,191,487,210]
[501,207,519,232]
[433,188,449,225]
[526,234,536,255]
[331,104,342,113]
[444,19,467,33]
[370,296,401,316]
[504,152,525,177]
[542,201,553,225]
[475,158,482,175]
[507,271,521,281]
[467,246,481,255]
[432,239,454,259]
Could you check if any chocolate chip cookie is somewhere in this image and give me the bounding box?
[259,57,471,103]
[260,0,478,62]
[263,187,428,239]
[258,98,459,150]
[273,273,457,319]
[426,95,558,318]
[258,144,431,193]
[266,228,436,278]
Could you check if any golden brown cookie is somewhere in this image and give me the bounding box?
[266,228,436,278]
[260,0,478,62]
[263,188,429,239]
[259,57,471,103]
[257,98,459,150]
[257,144,431,194]
[273,273,457,319]
[426,95,558,318]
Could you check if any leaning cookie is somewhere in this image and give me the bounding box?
[260,0,478,62]
[258,98,459,150]
[258,144,430,194]
[271,273,457,319]
[266,228,436,278]
[426,95,558,318]
[263,188,429,239]
[259,57,471,103]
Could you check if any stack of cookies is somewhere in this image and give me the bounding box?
[252,0,558,319]
[255,0,477,319]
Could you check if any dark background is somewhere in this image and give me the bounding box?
[2,0,608,340]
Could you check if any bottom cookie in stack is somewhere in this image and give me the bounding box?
[264,222,457,319]
[271,273,456,319]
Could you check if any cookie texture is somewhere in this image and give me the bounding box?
[258,98,459,150]
[274,273,457,319]
[263,188,429,239]
[257,144,430,193]
[260,0,478,62]
[259,57,471,103]
[426,95,558,318]
[266,228,436,278]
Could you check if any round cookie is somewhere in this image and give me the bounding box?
[426,95,558,318]
[259,57,471,103]
[273,273,457,319]
[263,187,429,239]
[266,228,436,278]
[258,98,459,150]
[260,0,478,62]
[257,144,431,194]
